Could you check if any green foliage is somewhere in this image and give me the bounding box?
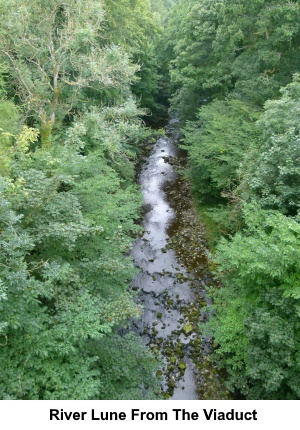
[0,27,160,398]
[0,0,165,401]
[0,0,138,144]
[248,76,300,215]
[0,100,20,135]
[215,0,300,103]
[0,126,39,175]
[150,0,179,27]
[206,204,300,399]
[103,0,162,117]
[165,0,300,120]
[168,0,224,120]
[104,0,158,52]
[90,333,161,400]
[63,99,150,156]
[0,122,161,398]
[163,0,300,400]
[182,99,261,201]
[0,64,20,135]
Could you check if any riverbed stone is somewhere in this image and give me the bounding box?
[183,322,194,335]
[178,362,186,375]
[130,123,229,400]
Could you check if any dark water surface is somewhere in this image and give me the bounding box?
[131,120,200,399]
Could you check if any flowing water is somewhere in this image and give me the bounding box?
[131,120,201,399]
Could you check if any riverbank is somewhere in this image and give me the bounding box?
[131,120,229,400]
[165,162,230,400]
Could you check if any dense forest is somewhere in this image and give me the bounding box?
[0,0,300,400]
[0,0,165,400]
[163,0,300,400]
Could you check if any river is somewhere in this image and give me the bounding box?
[130,120,203,399]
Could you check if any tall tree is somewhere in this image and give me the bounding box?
[165,0,300,120]
[0,0,138,145]
[0,0,162,400]
[0,64,20,134]
[182,98,261,201]
[245,75,300,215]
[103,0,162,118]
[206,204,300,399]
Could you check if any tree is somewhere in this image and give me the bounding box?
[217,0,300,104]
[0,125,160,399]
[182,98,261,201]
[0,64,20,134]
[166,0,215,120]
[0,0,138,145]
[0,0,163,401]
[245,75,300,215]
[165,0,300,120]
[103,0,162,118]
[206,204,300,399]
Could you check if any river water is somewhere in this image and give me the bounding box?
[131,120,200,399]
